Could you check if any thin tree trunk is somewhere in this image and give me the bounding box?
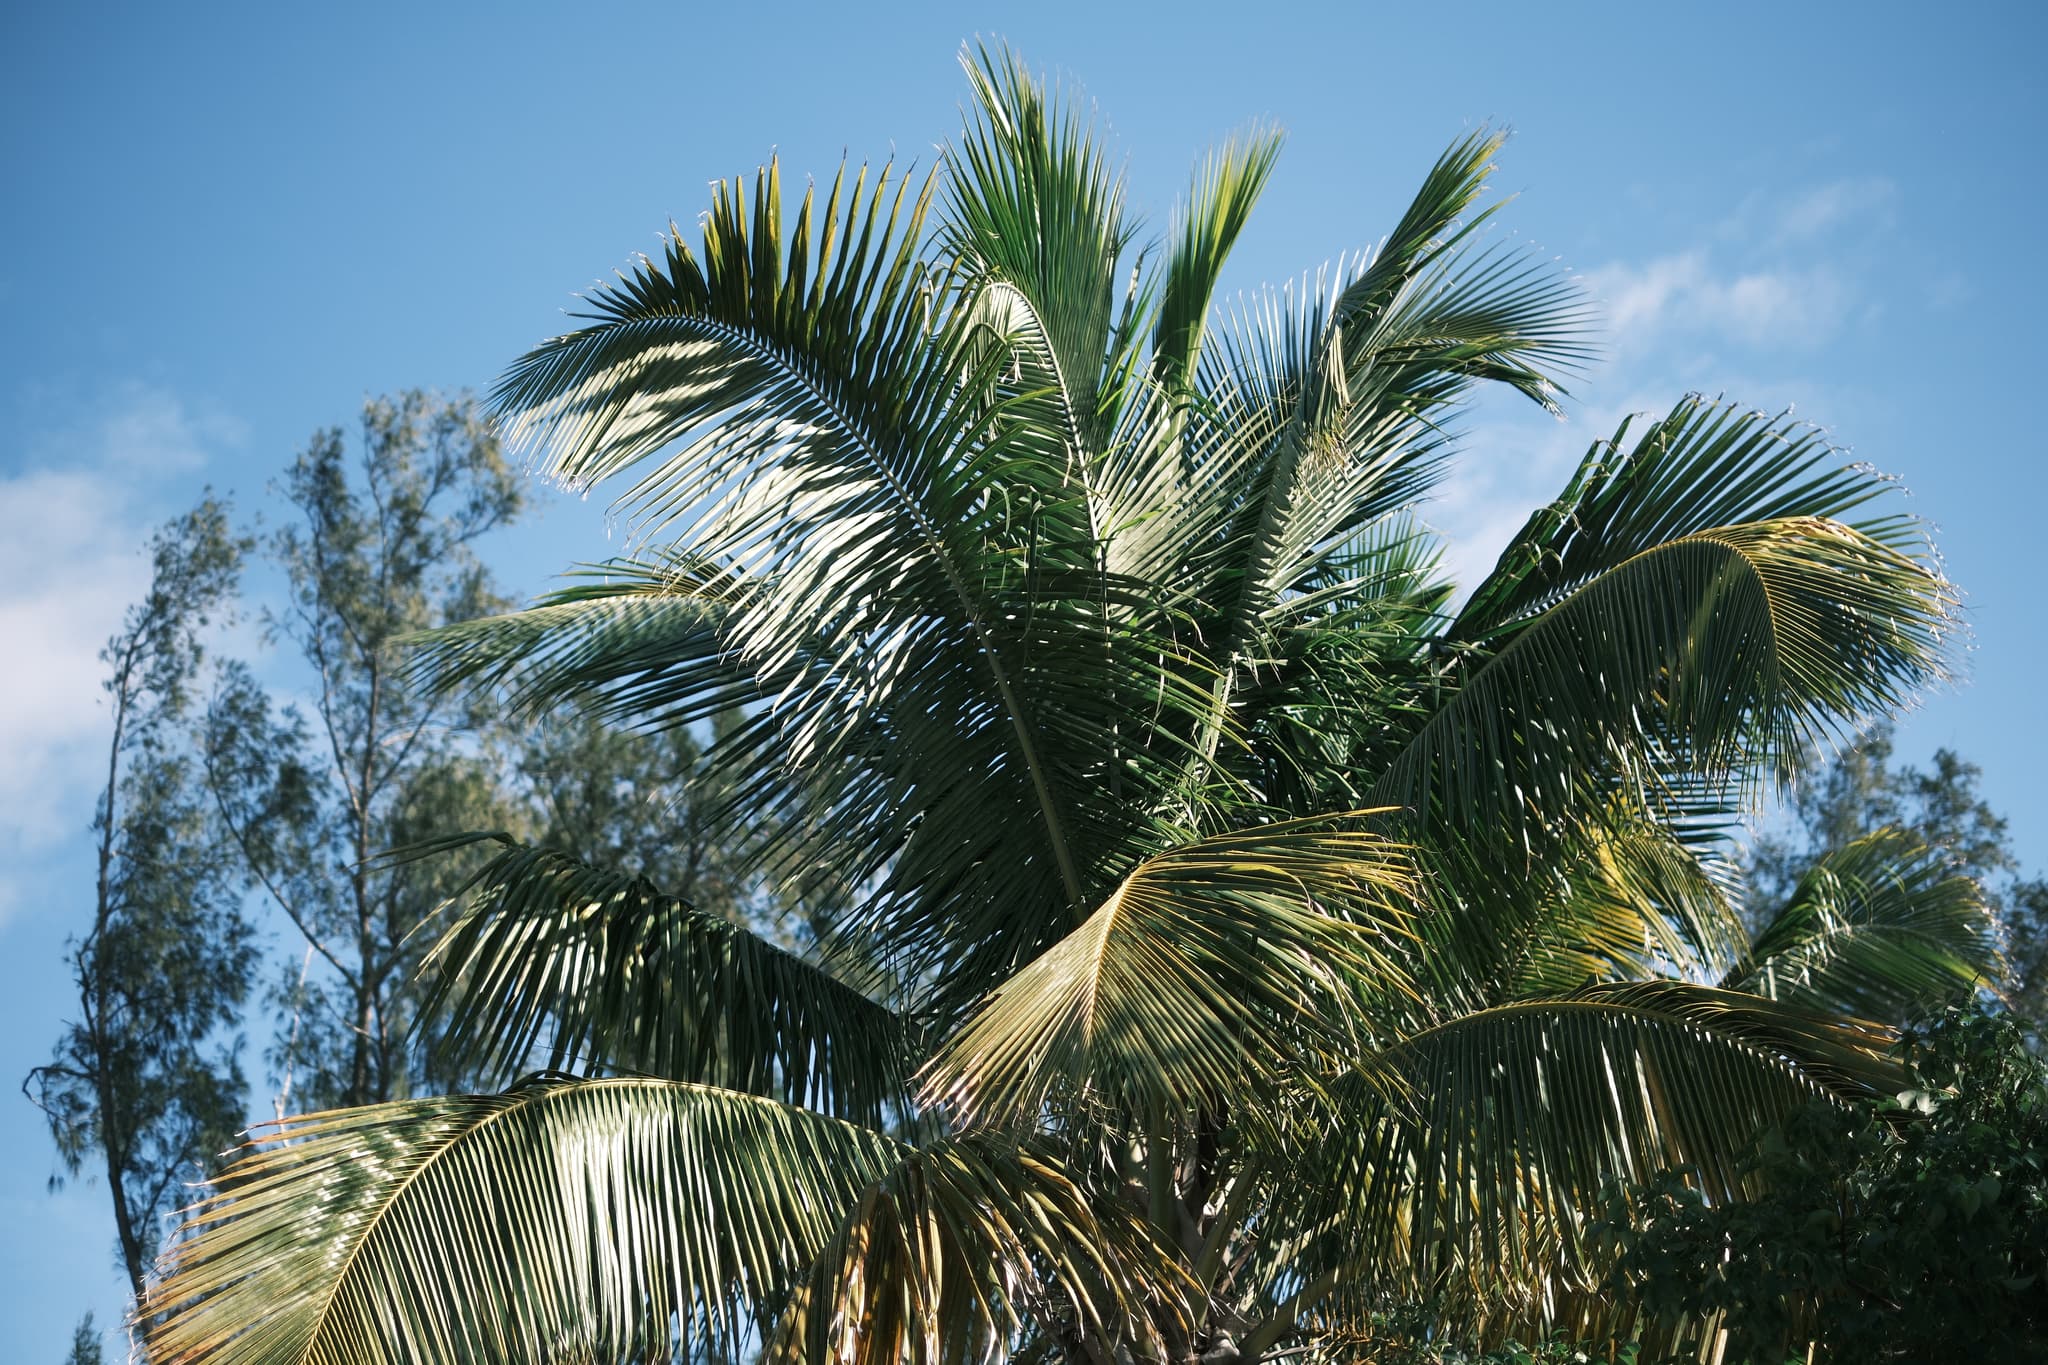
[90,640,152,1308]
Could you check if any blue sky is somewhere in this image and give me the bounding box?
[5,2,2044,1354]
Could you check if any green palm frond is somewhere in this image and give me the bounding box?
[147,1079,904,1365]
[947,41,1140,457]
[408,834,912,1121]
[1151,125,1286,392]
[495,156,942,514]
[1454,396,1931,641]
[1171,134,1590,777]
[1727,827,2002,1020]
[402,554,748,725]
[772,1136,1186,1365]
[1295,983,1898,1310]
[489,139,1228,1015]
[921,814,1419,1128]
[1501,812,1750,999]
[1374,405,1954,848]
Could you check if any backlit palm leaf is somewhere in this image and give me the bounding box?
[922,815,1419,1128]
[1151,126,1286,393]
[146,1079,903,1365]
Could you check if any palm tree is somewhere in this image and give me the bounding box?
[146,46,1999,1364]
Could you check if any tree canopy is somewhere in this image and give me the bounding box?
[141,45,1995,1365]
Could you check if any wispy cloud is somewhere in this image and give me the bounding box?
[0,386,244,923]
[1584,251,1851,350]
[1771,176,1896,246]
[1429,169,1892,589]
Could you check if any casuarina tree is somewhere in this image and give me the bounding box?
[28,497,256,1314]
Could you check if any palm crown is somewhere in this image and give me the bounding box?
[148,46,1998,1365]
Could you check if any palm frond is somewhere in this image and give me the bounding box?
[1501,812,1750,999]
[494,156,941,517]
[407,834,913,1121]
[495,138,1228,999]
[146,1079,903,1365]
[1727,827,2002,1020]
[1170,133,1589,776]
[1454,396,1929,641]
[1374,405,1955,848]
[946,41,1139,457]
[1151,125,1286,392]
[401,554,748,725]
[1293,983,1898,1313]
[771,1136,1186,1365]
[920,814,1418,1128]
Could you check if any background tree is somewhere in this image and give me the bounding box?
[203,392,522,1108]
[513,710,760,912]
[1743,724,2044,1030]
[63,1313,104,1365]
[508,707,839,951]
[1746,725,2013,912]
[26,497,257,1310]
[2009,880,2048,1031]
[1603,1007,2048,1362]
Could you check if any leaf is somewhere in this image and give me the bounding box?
[1151,125,1286,391]
[401,553,747,725]
[1292,983,1899,1308]
[1500,810,1750,999]
[921,814,1418,1127]
[1729,828,2002,1021]
[770,1135,1186,1365]
[145,1079,904,1365]
[946,41,1140,457]
[408,833,913,1123]
[1374,403,1955,847]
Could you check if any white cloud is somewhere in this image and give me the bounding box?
[0,387,243,921]
[1772,176,1896,245]
[1584,252,1851,351]
[1583,171,1897,359]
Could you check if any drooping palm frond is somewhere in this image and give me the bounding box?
[771,1135,1186,1365]
[495,156,943,514]
[1454,397,1926,642]
[489,139,1228,1022]
[1372,401,1955,851]
[920,815,1419,1129]
[407,834,913,1121]
[1727,827,2002,1021]
[146,1079,905,1365]
[1280,983,1899,1321]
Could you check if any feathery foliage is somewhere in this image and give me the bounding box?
[148,45,1986,1364]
